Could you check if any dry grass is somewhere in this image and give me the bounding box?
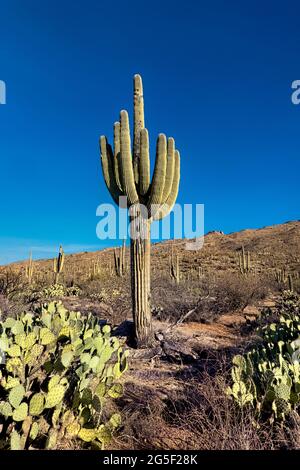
[113,355,300,450]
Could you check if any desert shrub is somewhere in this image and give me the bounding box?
[26,284,81,304]
[227,291,300,421]
[208,273,269,313]
[115,369,277,450]
[0,301,128,450]
[0,269,24,299]
[152,273,269,324]
[65,286,82,297]
[151,276,203,322]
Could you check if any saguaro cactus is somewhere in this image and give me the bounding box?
[100,75,180,347]
[238,246,251,275]
[288,274,294,292]
[169,246,181,284]
[25,252,34,284]
[275,268,287,284]
[114,240,126,277]
[53,245,65,285]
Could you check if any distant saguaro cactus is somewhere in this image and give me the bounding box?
[169,246,181,284]
[238,246,251,275]
[100,75,180,347]
[25,252,34,284]
[275,268,287,284]
[288,274,294,292]
[53,245,65,284]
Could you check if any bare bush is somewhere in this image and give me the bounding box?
[152,272,270,324]
[0,268,24,299]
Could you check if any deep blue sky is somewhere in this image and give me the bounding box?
[0,0,299,264]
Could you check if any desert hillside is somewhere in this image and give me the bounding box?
[6,219,300,280]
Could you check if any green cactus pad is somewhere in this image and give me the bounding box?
[99,345,113,364]
[102,325,111,335]
[11,320,24,335]
[95,382,106,398]
[274,383,291,401]
[15,333,26,349]
[29,393,45,416]
[79,407,91,425]
[48,375,61,391]
[3,377,20,390]
[66,421,80,437]
[52,407,62,427]
[78,427,97,442]
[45,384,65,408]
[10,430,22,450]
[29,422,39,440]
[61,350,74,368]
[40,328,56,345]
[97,424,112,444]
[45,428,58,449]
[109,413,121,429]
[3,317,16,329]
[107,383,123,399]
[7,344,21,357]
[25,332,37,350]
[6,357,22,374]
[12,402,28,421]
[0,401,13,417]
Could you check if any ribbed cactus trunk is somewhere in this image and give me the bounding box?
[130,206,152,347]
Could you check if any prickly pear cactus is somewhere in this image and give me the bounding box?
[0,301,128,449]
[227,291,300,421]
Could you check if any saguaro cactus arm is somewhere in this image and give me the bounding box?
[119,110,139,205]
[133,74,145,184]
[162,138,175,202]
[153,149,180,221]
[100,136,123,205]
[139,128,150,197]
[147,134,167,214]
[113,121,123,192]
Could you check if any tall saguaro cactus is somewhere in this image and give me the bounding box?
[100,75,180,347]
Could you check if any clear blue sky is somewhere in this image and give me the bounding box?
[0,0,299,264]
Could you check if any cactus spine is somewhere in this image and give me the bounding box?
[100,75,180,347]
[169,247,180,284]
[114,240,126,277]
[238,246,251,275]
[25,252,34,284]
[53,245,65,285]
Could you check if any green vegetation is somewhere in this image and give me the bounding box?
[227,291,300,421]
[114,240,126,277]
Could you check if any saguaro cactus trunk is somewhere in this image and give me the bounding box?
[130,206,151,345]
[100,75,180,348]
